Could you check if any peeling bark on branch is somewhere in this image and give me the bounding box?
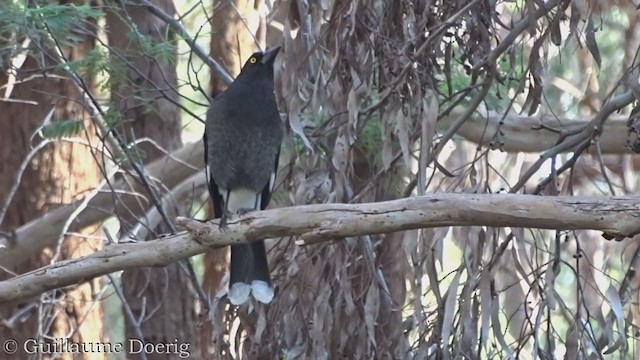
[182,194,640,244]
[439,113,632,154]
[1,194,638,304]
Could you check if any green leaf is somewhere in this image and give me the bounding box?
[104,109,124,129]
[41,119,85,139]
[120,144,147,165]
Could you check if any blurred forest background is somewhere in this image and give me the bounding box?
[1,0,640,359]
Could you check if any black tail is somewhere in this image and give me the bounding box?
[229,241,273,304]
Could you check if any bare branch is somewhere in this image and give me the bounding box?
[0,110,635,270]
[1,194,638,304]
[0,142,203,269]
[106,274,149,360]
[510,90,636,192]
[135,0,234,86]
[439,113,633,154]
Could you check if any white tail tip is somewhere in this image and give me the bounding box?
[251,280,274,304]
[229,283,251,305]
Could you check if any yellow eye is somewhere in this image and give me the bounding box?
[249,56,258,64]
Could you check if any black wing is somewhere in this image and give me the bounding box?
[259,147,280,210]
[204,131,224,219]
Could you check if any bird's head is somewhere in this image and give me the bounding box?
[235,46,281,85]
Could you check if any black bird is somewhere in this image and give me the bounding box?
[204,46,283,305]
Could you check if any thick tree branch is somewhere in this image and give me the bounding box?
[0,142,203,268]
[1,194,638,304]
[0,114,634,269]
[438,113,632,154]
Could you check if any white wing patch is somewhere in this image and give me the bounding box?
[268,171,276,193]
[226,188,260,213]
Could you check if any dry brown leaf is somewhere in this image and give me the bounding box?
[310,282,332,359]
[418,92,438,194]
[254,305,267,343]
[585,15,602,68]
[564,321,580,360]
[347,87,359,130]
[282,22,313,151]
[394,106,412,169]
[330,128,350,199]
[441,267,463,355]
[311,66,326,113]
[479,268,492,345]
[602,284,627,354]
[363,282,380,349]
[381,108,395,170]
[490,297,515,359]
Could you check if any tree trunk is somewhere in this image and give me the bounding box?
[0,1,105,359]
[209,0,262,96]
[105,1,196,358]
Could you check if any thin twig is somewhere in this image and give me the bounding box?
[137,0,233,86]
[107,273,149,360]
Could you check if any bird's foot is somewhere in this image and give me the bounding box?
[219,210,234,231]
[236,207,255,216]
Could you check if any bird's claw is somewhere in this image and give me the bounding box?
[219,210,233,232]
[236,207,255,216]
[218,209,253,230]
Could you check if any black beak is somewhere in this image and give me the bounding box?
[261,46,281,65]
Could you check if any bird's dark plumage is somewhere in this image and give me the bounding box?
[204,46,283,305]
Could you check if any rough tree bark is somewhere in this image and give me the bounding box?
[106,1,196,358]
[0,1,105,359]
